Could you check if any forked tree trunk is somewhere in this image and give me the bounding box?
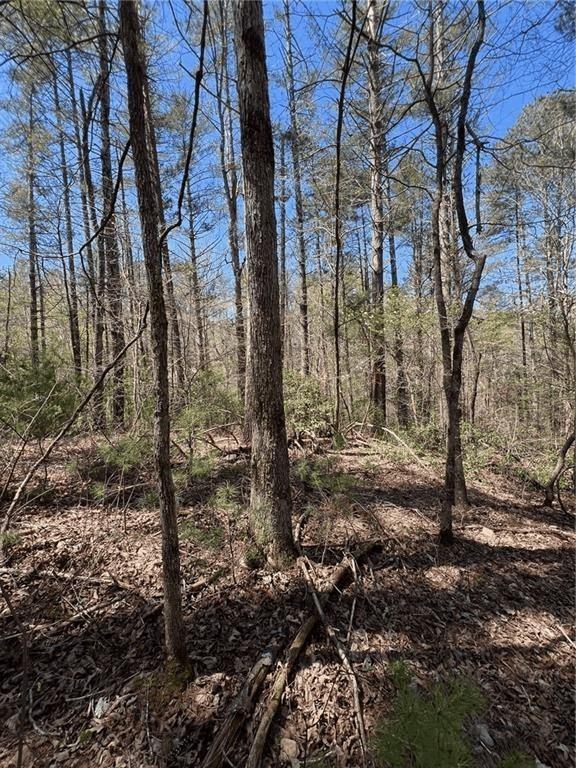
[426,0,486,543]
[544,431,575,506]
[119,0,186,664]
[234,0,295,566]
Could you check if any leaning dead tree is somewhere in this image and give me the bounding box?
[543,430,575,507]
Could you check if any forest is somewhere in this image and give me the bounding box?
[0,0,574,766]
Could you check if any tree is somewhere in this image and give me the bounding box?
[233,0,295,566]
[283,0,311,376]
[422,0,487,542]
[119,0,186,664]
[98,0,126,428]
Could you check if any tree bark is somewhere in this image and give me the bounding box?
[119,0,187,664]
[367,0,386,427]
[234,0,295,566]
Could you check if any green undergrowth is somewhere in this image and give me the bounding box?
[293,456,358,495]
[373,662,532,768]
[179,519,223,550]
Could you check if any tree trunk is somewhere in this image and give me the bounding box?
[544,431,575,506]
[53,69,82,382]
[119,0,186,665]
[3,269,11,359]
[279,132,288,352]
[367,0,386,426]
[141,62,186,393]
[27,89,39,368]
[385,167,410,428]
[80,87,107,428]
[234,0,295,566]
[99,0,126,428]
[215,0,246,399]
[186,177,207,370]
[283,0,310,376]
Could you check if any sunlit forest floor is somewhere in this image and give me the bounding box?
[1,435,574,768]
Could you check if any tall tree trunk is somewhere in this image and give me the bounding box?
[80,87,107,428]
[234,0,295,566]
[385,167,410,427]
[279,132,288,351]
[27,89,39,368]
[215,0,246,399]
[119,0,186,665]
[99,0,126,428]
[367,0,386,426]
[186,178,207,370]
[53,69,82,382]
[283,0,310,376]
[141,60,186,392]
[3,269,11,359]
[426,0,486,542]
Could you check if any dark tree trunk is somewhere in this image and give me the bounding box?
[234,0,295,567]
[27,89,39,368]
[119,0,186,664]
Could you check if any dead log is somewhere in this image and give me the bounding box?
[200,646,278,768]
[245,540,380,768]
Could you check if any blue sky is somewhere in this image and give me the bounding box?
[0,0,573,285]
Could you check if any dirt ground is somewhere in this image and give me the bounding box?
[0,437,574,768]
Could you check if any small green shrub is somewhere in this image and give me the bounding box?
[294,457,357,495]
[179,520,223,549]
[176,371,241,449]
[187,453,216,480]
[373,662,486,768]
[373,664,532,768]
[98,434,152,474]
[209,482,241,515]
[0,354,77,439]
[283,371,331,436]
[0,531,21,550]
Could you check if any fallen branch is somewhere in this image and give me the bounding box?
[299,556,368,756]
[200,646,278,768]
[0,595,125,642]
[245,541,379,768]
